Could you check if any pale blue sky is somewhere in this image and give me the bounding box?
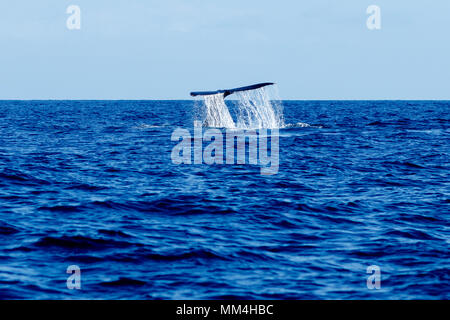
[1,0,449,99]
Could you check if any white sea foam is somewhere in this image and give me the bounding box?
[134,124,164,129]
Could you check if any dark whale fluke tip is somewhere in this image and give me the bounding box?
[190,82,275,98]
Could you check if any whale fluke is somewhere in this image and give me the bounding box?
[190,82,274,98]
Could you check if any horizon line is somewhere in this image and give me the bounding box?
[0,99,449,101]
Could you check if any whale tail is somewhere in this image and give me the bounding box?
[190,82,275,98]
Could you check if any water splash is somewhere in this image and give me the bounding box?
[234,87,284,129]
[197,86,284,129]
[202,94,236,128]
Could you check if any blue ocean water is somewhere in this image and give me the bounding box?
[0,100,448,299]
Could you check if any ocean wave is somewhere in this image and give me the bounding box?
[38,205,82,213]
[0,169,50,186]
[88,199,236,215]
[0,224,19,236]
[102,247,230,263]
[384,229,441,241]
[33,235,136,250]
[99,277,147,287]
[65,183,105,191]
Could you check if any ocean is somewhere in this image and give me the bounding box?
[0,100,448,299]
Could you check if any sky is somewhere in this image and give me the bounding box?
[0,0,449,99]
